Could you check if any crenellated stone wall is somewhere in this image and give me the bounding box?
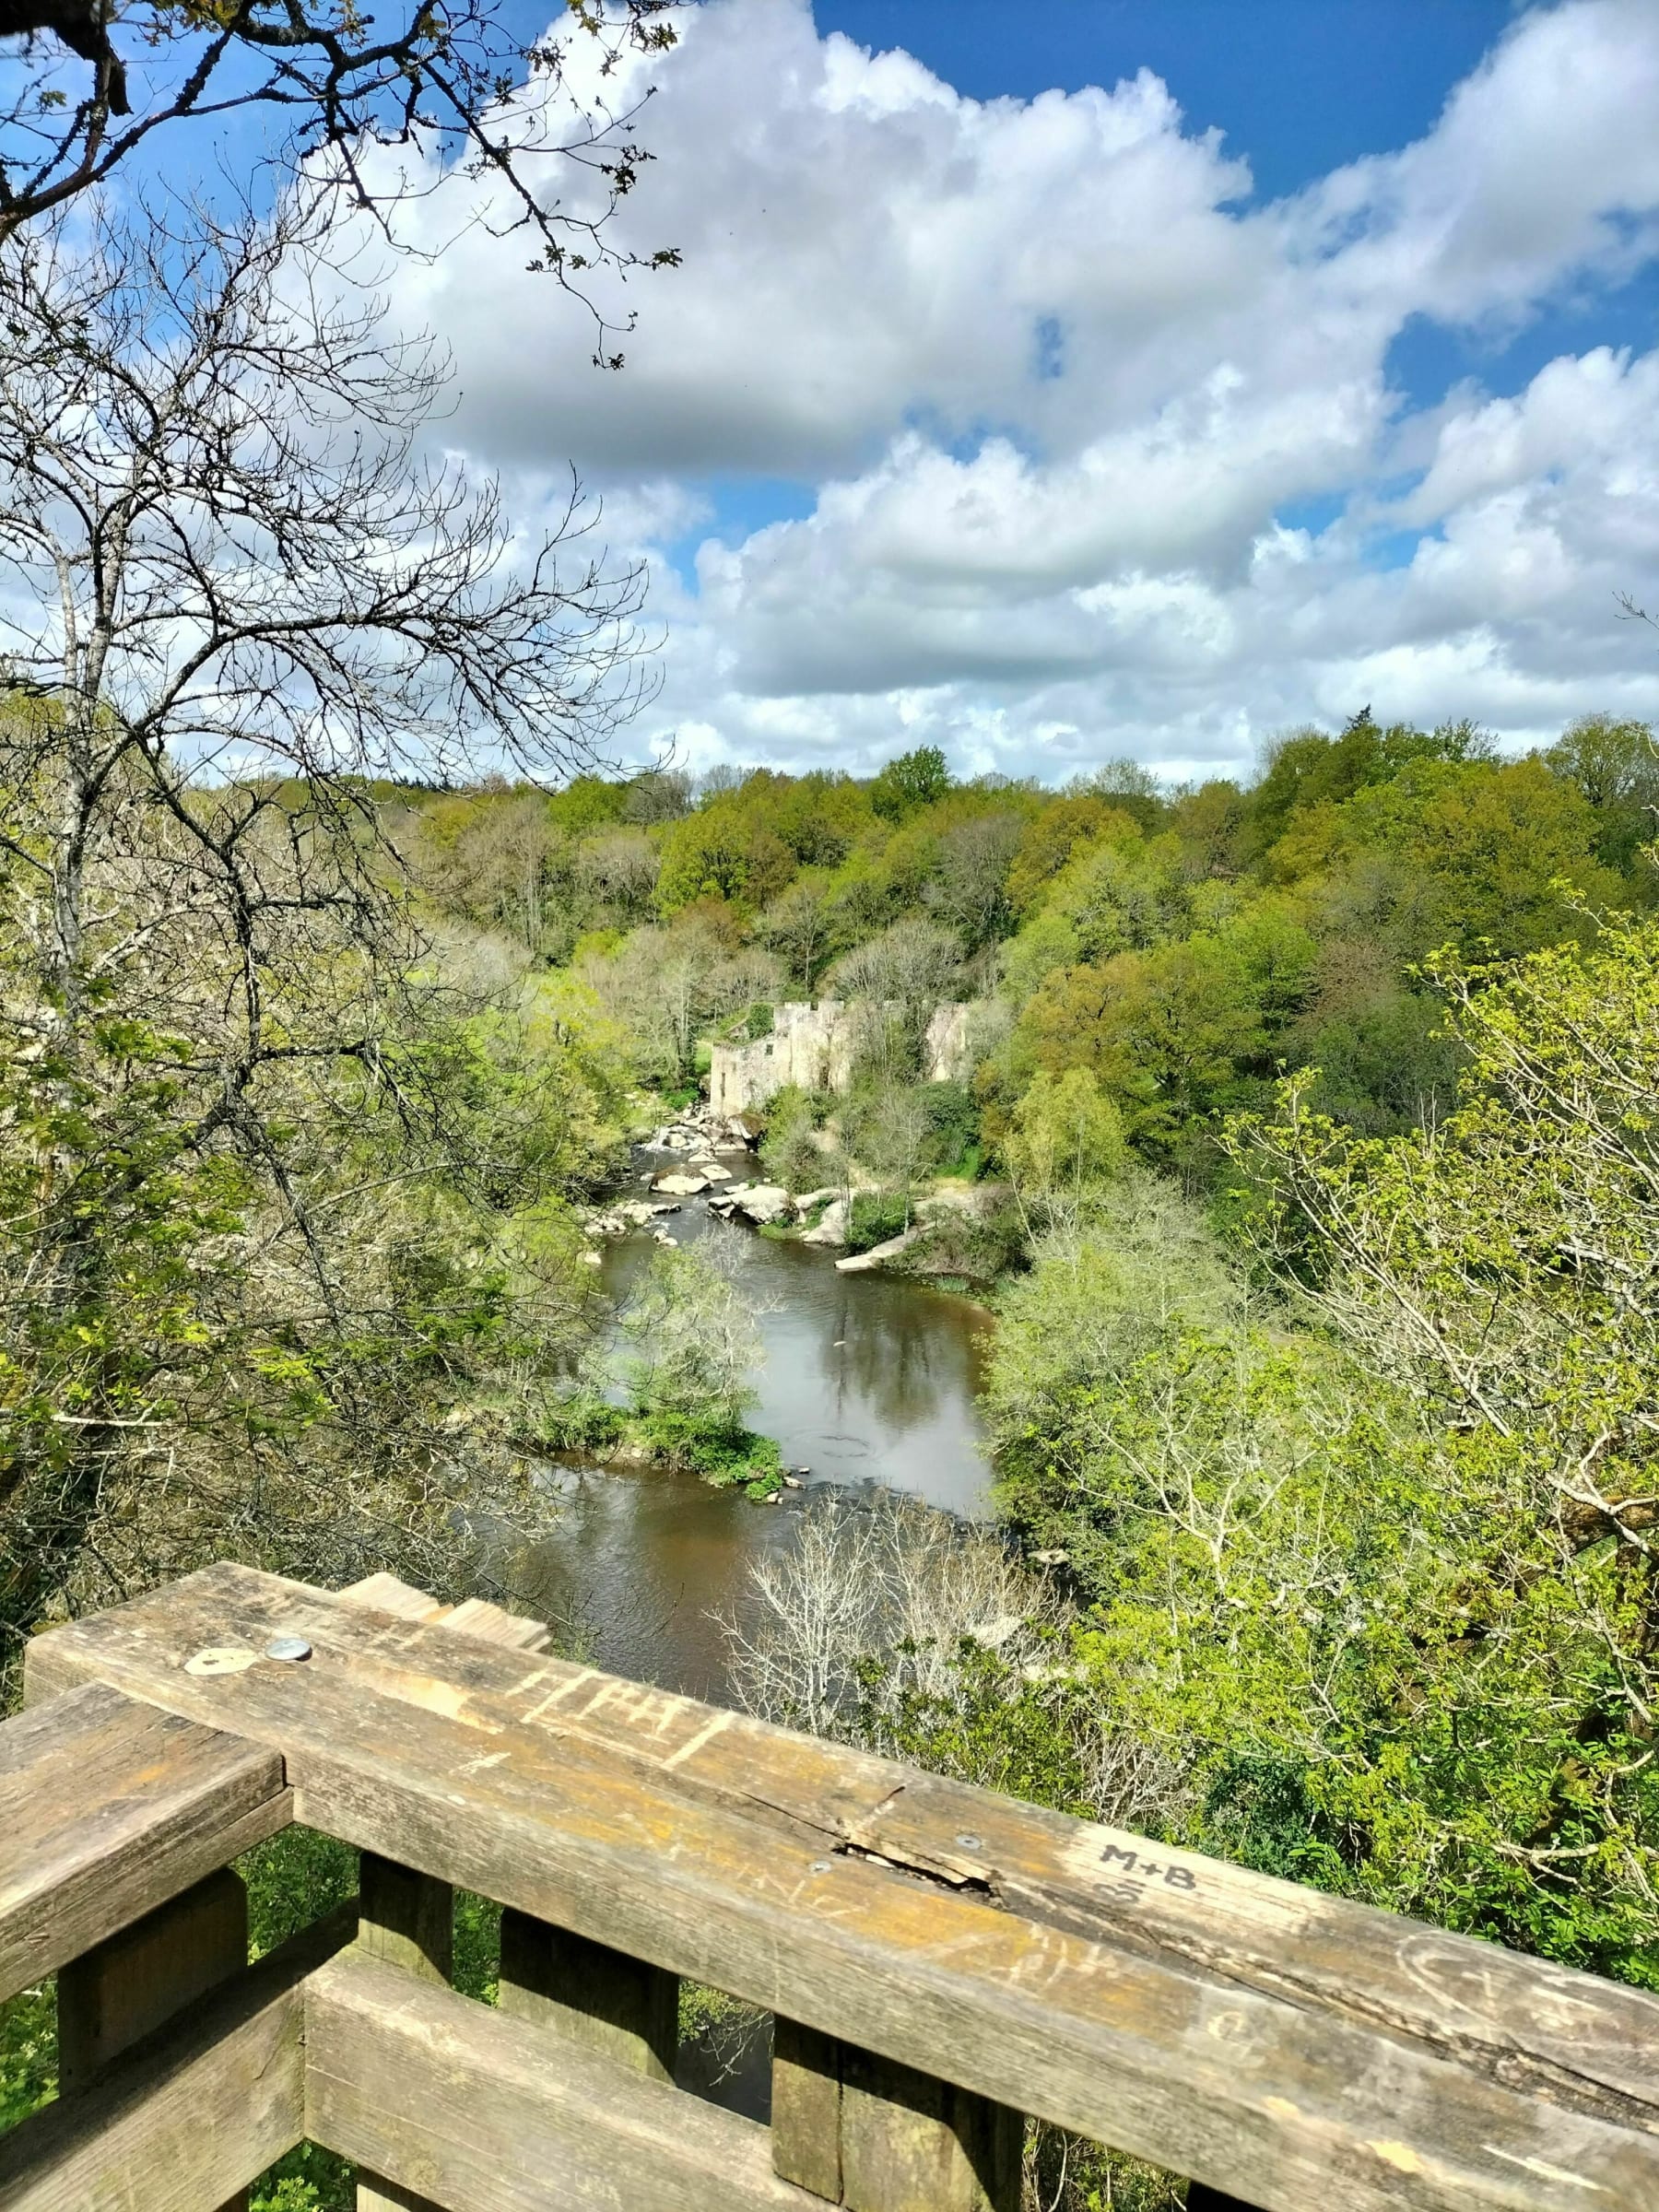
[709,1000,981,1117]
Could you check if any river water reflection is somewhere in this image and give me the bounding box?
[512,1148,995,1703]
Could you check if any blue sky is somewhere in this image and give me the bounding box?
[818,2,1517,201]
[655,0,1659,571]
[33,0,1659,782]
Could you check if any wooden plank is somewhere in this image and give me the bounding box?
[772,2019,843,2199]
[58,1868,251,2212]
[305,1947,824,2212]
[357,1853,453,2212]
[345,1574,541,2211]
[345,1576,529,2209]
[358,1852,452,1984]
[441,1598,552,1653]
[25,1563,1659,2212]
[0,1680,288,2006]
[337,1574,448,1625]
[500,1909,677,2080]
[772,2025,1018,2210]
[840,2047,1020,2212]
[339,1573,552,1653]
[0,1902,348,2212]
[262,1562,1659,2130]
[58,1867,249,2092]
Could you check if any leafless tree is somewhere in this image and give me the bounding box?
[621,765,694,823]
[576,827,660,924]
[759,875,833,993]
[924,809,1023,950]
[719,1490,1181,1833]
[829,916,962,1085]
[0,0,681,367]
[0,185,641,1652]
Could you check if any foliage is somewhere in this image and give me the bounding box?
[870,744,952,821]
[1545,713,1659,878]
[1242,709,1496,857]
[1223,916,1659,1969]
[575,916,780,1081]
[0,1977,52,2133]
[1002,1068,1125,1212]
[558,1233,786,1493]
[618,1238,759,1430]
[977,918,1659,1983]
[406,707,1649,1195]
[898,1197,1030,1285]
[634,1409,785,1497]
[761,1108,831,1195]
[845,1194,912,1252]
[917,1078,983,1178]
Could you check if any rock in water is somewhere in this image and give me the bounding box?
[799,1195,849,1246]
[653,1171,711,1196]
[835,1225,923,1273]
[733,1182,792,1225]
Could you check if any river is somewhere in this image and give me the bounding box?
[510,1138,996,1704]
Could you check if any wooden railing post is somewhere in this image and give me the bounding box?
[356,1852,453,2212]
[772,2018,1020,2212]
[56,1864,251,2212]
[499,1909,678,2080]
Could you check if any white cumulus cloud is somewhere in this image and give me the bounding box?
[374,0,1659,781]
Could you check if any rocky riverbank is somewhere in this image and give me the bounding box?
[580,1099,1011,1284]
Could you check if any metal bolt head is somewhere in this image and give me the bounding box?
[265,1635,312,1663]
[809,1859,833,1875]
[955,1831,983,1852]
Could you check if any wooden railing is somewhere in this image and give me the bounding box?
[3,1561,1659,2212]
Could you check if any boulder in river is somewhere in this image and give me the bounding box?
[835,1224,923,1273]
[799,1196,849,1246]
[653,1171,711,1196]
[732,1182,792,1225]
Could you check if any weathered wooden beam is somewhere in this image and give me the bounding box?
[0,1680,288,2006]
[304,1947,821,2212]
[841,2047,1018,2212]
[358,1852,453,1984]
[338,1571,553,1653]
[339,1570,546,2212]
[26,1563,1659,2212]
[356,1851,453,2212]
[772,2019,844,2200]
[58,1867,250,2092]
[41,1558,1649,2137]
[771,2023,1019,2211]
[500,1910,678,2080]
[58,1868,252,2212]
[0,1902,349,2212]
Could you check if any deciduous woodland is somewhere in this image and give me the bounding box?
[1,67,1658,2212]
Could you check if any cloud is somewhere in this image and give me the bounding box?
[372,0,1659,780]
